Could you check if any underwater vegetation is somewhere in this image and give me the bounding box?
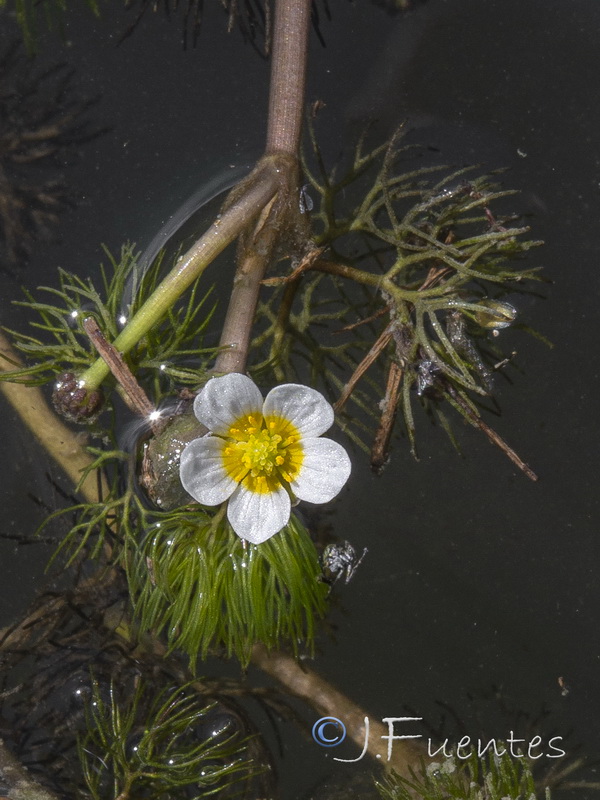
[0,40,100,272]
[2,1,591,799]
[376,752,551,800]
[0,122,553,798]
[0,122,545,663]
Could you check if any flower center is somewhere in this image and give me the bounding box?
[240,428,283,475]
[221,413,303,494]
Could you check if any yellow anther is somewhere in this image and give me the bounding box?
[222,412,303,492]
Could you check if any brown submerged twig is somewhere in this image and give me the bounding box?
[83,316,158,424]
[445,382,539,481]
[252,643,425,780]
[371,360,403,470]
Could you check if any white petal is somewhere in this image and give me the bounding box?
[263,383,334,438]
[194,373,263,434]
[179,436,238,505]
[227,485,291,544]
[290,438,351,503]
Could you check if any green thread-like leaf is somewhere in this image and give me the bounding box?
[79,676,257,800]
[1,243,217,399]
[127,509,328,668]
[375,747,548,800]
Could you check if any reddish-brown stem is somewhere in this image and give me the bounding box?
[83,317,157,425]
[371,361,403,471]
[446,383,539,481]
[265,0,312,156]
[216,0,312,373]
[251,644,426,778]
[334,325,393,412]
[214,197,279,374]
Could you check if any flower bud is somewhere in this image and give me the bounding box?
[52,372,104,423]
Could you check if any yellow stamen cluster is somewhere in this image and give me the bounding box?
[220,413,303,494]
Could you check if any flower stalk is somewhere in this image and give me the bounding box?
[74,0,313,400]
[265,0,311,156]
[76,168,280,393]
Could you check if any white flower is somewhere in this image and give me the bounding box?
[179,373,351,544]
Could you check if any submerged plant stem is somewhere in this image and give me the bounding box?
[446,383,539,481]
[214,201,278,374]
[83,316,157,421]
[79,170,279,391]
[251,644,425,779]
[265,0,311,156]
[0,331,109,503]
[71,0,312,393]
[215,0,312,373]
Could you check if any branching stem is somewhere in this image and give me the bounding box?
[213,0,312,372]
[79,167,279,390]
[77,0,312,391]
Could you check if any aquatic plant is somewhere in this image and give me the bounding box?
[1,121,543,667]
[79,678,256,799]
[180,372,351,542]
[0,0,563,797]
[0,581,275,799]
[0,41,99,271]
[255,126,544,470]
[129,509,328,663]
[2,0,274,53]
[2,243,216,393]
[375,750,551,800]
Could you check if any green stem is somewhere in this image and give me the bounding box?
[0,331,110,502]
[79,0,312,392]
[305,257,468,306]
[79,168,279,390]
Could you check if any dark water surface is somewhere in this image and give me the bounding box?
[1,1,599,797]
